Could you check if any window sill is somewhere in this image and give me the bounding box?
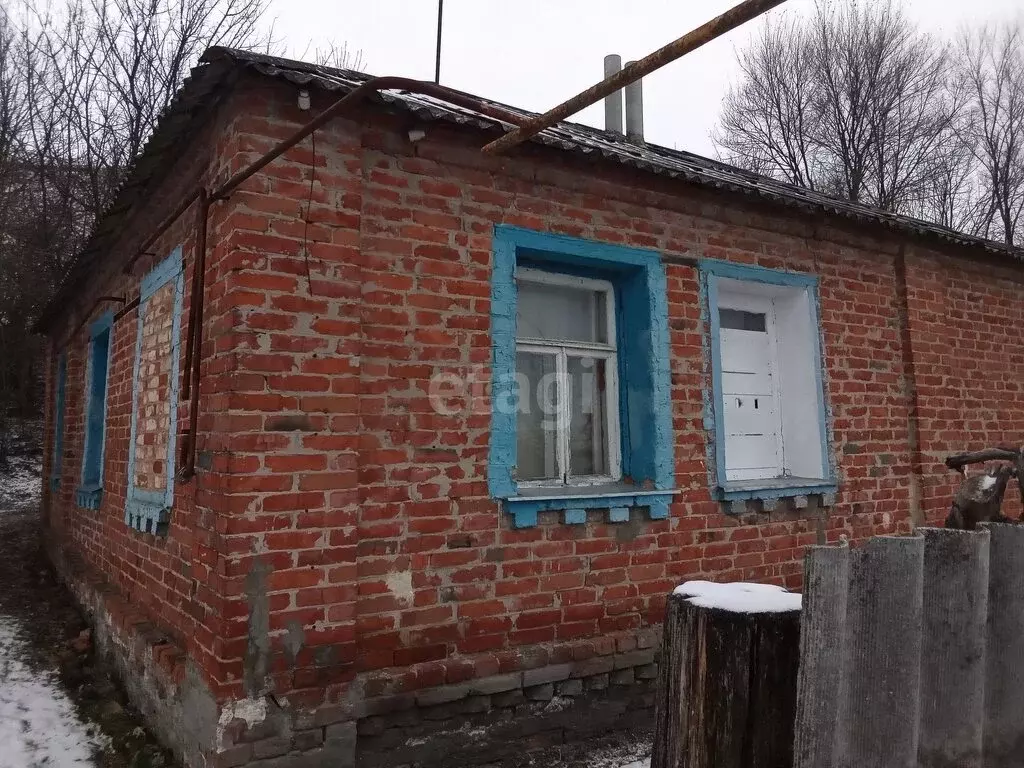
[75,484,103,510]
[717,477,837,502]
[501,485,677,529]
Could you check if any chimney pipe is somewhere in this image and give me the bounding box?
[624,61,644,142]
[603,54,623,134]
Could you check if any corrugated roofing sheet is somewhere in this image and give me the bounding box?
[213,48,1023,261]
[39,46,1022,331]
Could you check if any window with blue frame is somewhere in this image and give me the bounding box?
[77,313,113,509]
[489,226,675,529]
[125,247,184,535]
[701,259,836,502]
[50,352,67,492]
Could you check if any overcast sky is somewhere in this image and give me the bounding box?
[267,0,1022,158]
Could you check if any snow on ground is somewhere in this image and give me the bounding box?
[675,580,802,613]
[0,622,107,768]
[0,455,42,510]
[578,735,652,768]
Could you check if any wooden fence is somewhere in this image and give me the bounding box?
[795,524,1024,768]
[653,523,1024,768]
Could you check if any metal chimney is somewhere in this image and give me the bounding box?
[624,60,644,143]
[603,54,623,134]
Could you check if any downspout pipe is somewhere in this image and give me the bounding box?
[180,187,209,479]
[481,0,788,155]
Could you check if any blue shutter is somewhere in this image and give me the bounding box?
[76,312,114,509]
[125,247,184,534]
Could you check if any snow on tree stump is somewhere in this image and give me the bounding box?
[652,582,802,768]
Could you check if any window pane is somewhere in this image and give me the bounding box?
[720,308,766,332]
[568,356,610,477]
[83,329,110,485]
[517,279,608,343]
[516,351,559,481]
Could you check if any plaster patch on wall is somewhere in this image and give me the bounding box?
[216,697,268,752]
[386,570,413,604]
[244,558,271,695]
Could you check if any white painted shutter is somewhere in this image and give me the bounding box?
[721,320,782,481]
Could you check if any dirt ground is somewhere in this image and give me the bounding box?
[0,424,173,768]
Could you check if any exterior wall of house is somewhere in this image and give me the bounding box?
[39,94,261,767]
[40,73,1024,767]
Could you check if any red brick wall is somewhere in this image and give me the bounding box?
[197,79,955,707]
[904,253,1024,523]
[42,76,1024,715]
[41,96,246,703]
[132,279,177,491]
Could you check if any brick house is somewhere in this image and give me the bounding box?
[36,48,1024,767]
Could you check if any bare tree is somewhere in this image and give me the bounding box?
[0,0,275,417]
[716,0,961,216]
[957,22,1024,247]
[715,17,819,189]
[307,40,366,72]
[911,129,988,234]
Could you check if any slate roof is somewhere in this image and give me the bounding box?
[39,46,1022,331]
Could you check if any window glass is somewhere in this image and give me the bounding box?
[568,356,610,476]
[516,351,559,481]
[720,308,767,332]
[517,280,608,344]
[513,272,618,486]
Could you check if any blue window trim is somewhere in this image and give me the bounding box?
[49,352,67,492]
[700,259,836,502]
[125,246,184,534]
[76,310,114,509]
[488,226,676,528]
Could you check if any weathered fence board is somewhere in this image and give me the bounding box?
[918,527,988,768]
[792,525,1024,768]
[983,524,1024,767]
[837,535,924,768]
[792,546,848,768]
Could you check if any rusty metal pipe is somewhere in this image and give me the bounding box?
[113,296,140,323]
[211,77,525,202]
[66,295,128,342]
[181,188,208,401]
[181,188,210,479]
[124,187,203,273]
[176,79,524,480]
[481,0,788,155]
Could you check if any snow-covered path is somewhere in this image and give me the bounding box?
[0,442,106,768]
[0,622,106,768]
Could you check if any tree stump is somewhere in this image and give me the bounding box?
[652,582,802,768]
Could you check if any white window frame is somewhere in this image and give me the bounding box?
[712,275,829,485]
[515,268,621,488]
